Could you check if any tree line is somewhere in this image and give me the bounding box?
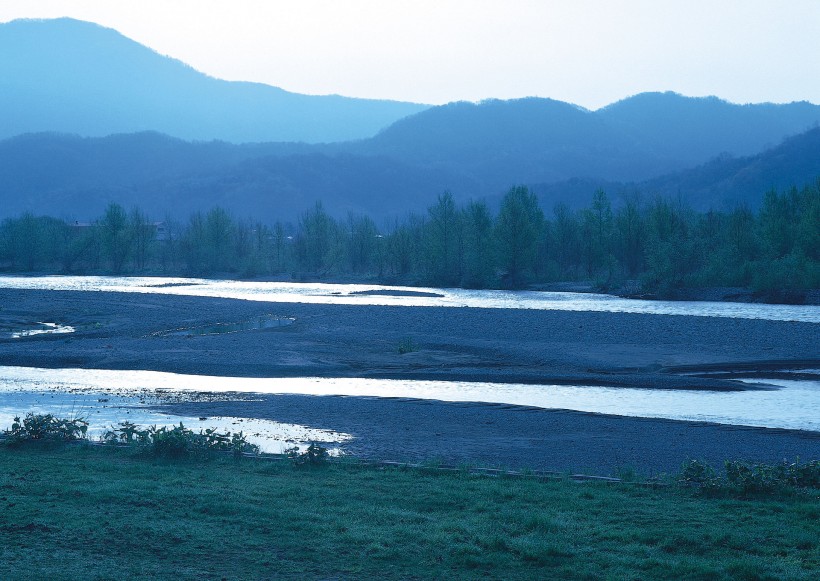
[1,182,818,295]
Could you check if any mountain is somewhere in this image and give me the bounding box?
[2,125,818,221]
[637,126,820,210]
[353,98,661,185]
[3,19,820,222]
[0,132,476,219]
[354,94,820,185]
[529,127,820,212]
[0,18,428,143]
[598,91,820,165]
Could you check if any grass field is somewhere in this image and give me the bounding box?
[0,445,818,580]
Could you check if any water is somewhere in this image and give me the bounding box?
[5,322,76,339]
[155,315,295,337]
[1,366,818,432]
[1,275,817,322]
[0,386,350,454]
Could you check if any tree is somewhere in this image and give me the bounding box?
[348,213,379,274]
[614,194,644,278]
[580,189,614,280]
[495,186,544,288]
[425,191,460,285]
[297,201,342,274]
[204,207,234,272]
[99,203,132,273]
[551,203,580,279]
[462,200,494,287]
[129,207,153,271]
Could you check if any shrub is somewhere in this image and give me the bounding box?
[103,422,259,459]
[3,413,88,445]
[680,458,820,497]
[679,459,717,487]
[397,337,416,354]
[285,442,329,466]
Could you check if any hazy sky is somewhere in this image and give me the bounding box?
[1,0,818,108]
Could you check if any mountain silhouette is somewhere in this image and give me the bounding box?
[2,17,820,219]
[0,18,427,143]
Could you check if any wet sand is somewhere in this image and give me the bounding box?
[1,288,819,474]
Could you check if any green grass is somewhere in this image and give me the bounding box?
[0,445,818,580]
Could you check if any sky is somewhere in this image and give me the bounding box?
[1,0,818,109]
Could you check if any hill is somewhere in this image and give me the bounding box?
[0,18,427,143]
[2,125,818,220]
[638,126,820,210]
[598,92,820,164]
[0,132,476,219]
[356,94,820,186]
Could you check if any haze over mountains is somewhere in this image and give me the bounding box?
[1,17,819,220]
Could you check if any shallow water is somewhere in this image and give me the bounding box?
[156,315,295,337]
[1,366,818,432]
[1,275,817,322]
[4,322,76,339]
[0,388,350,454]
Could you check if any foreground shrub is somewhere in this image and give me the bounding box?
[285,442,329,466]
[104,421,260,459]
[3,413,88,445]
[680,458,820,496]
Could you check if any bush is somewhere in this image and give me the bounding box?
[3,413,88,445]
[680,458,820,496]
[285,442,329,466]
[397,337,416,354]
[103,422,259,459]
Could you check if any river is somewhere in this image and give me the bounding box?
[1,275,818,451]
[1,275,818,322]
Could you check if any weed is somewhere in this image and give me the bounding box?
[285,442,329,466]
[3,413,88,445]
[680,458,820,497]
[103,421,259,459]
[397,337,416,354]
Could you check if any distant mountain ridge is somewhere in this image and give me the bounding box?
[0,18,428,143]
[1,126,818,220]
[357,94,820,185]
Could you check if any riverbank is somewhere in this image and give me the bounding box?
[1,287,818,474]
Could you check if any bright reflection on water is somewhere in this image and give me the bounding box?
[6,322,75,339]
[1,366,818,432]
[0,379,351,454]
[1,275,818,322]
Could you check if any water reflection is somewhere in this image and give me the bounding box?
[1,275,817,322]
[6,322,75,339]
[0,387,351,454]
[1,366,818,432]
[154,315,295,337]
